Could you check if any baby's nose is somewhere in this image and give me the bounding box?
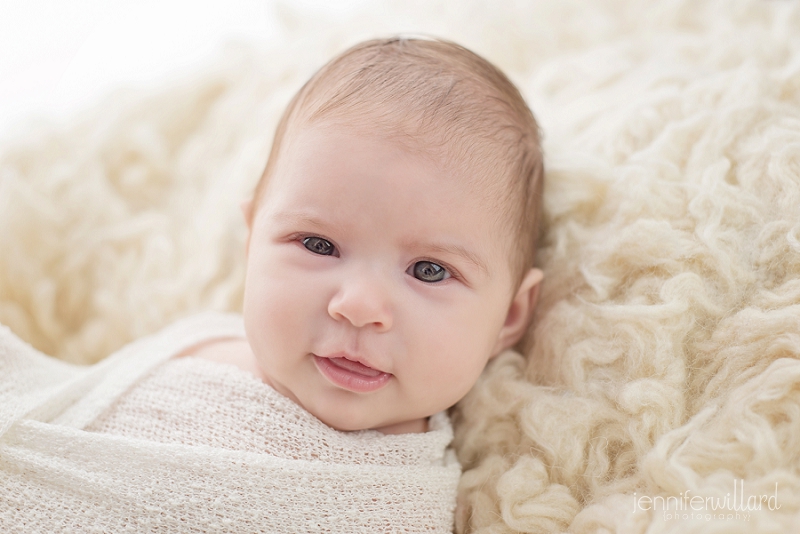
[327,271,393,331]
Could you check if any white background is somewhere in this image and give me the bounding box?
[0,0,371,140]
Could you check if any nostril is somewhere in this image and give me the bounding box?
[327,286,392,330]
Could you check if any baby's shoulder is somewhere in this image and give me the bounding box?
[175,337,264,380]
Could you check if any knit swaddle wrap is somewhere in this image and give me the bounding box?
[0,313,460,533]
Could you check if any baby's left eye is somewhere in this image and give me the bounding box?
[302,236,336,256]
[409,261,450,283]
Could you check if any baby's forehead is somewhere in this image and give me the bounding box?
[276,41,533,206]
[276,119,519,262]
[290,113,512,202]
[267,120,519,270]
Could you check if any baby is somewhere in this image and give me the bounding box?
[195,36,545,436]
[166,38,542,434]
[1,37,544,533]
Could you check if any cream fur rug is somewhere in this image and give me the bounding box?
[1,0,799,532]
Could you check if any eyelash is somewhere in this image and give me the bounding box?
[293,234,461,283]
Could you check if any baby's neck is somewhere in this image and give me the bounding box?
[374,417,428,435]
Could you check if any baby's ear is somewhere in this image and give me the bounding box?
[491,268,543,357]
[241,199,254,255]
[241,199,254,228]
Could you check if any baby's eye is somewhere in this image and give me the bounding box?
[302,236,336,256]
[410,261,449,283]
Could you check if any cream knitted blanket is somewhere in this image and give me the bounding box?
[0,313,460,533]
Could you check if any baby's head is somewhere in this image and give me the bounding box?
[241,37,544,434]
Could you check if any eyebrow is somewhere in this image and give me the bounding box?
[269,211,347,235]
[270,210,489,275]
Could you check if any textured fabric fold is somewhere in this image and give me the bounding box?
[0,314,460,533]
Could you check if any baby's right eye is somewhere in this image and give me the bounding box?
[302,236,336,256]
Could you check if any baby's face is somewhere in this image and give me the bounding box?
[242,121,538,434]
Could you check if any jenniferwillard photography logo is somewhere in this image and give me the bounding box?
[633,481,781,522]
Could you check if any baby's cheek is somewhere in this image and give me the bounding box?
[244,259,313,354]
[415,316,486,390]
[444,305,499,377]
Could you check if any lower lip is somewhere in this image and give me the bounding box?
[313,356,392,393]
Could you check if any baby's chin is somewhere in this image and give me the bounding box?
[316,410,429,435]
[371,418,429,435]
[255,359,430,434]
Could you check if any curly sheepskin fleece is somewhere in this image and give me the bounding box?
[1,0,799,532]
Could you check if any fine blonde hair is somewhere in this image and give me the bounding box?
[251,37,544,284]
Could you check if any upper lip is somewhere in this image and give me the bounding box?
[316,351,389,374]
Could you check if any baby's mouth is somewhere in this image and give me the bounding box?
[313,354,392,393]
[327,357,383,377]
